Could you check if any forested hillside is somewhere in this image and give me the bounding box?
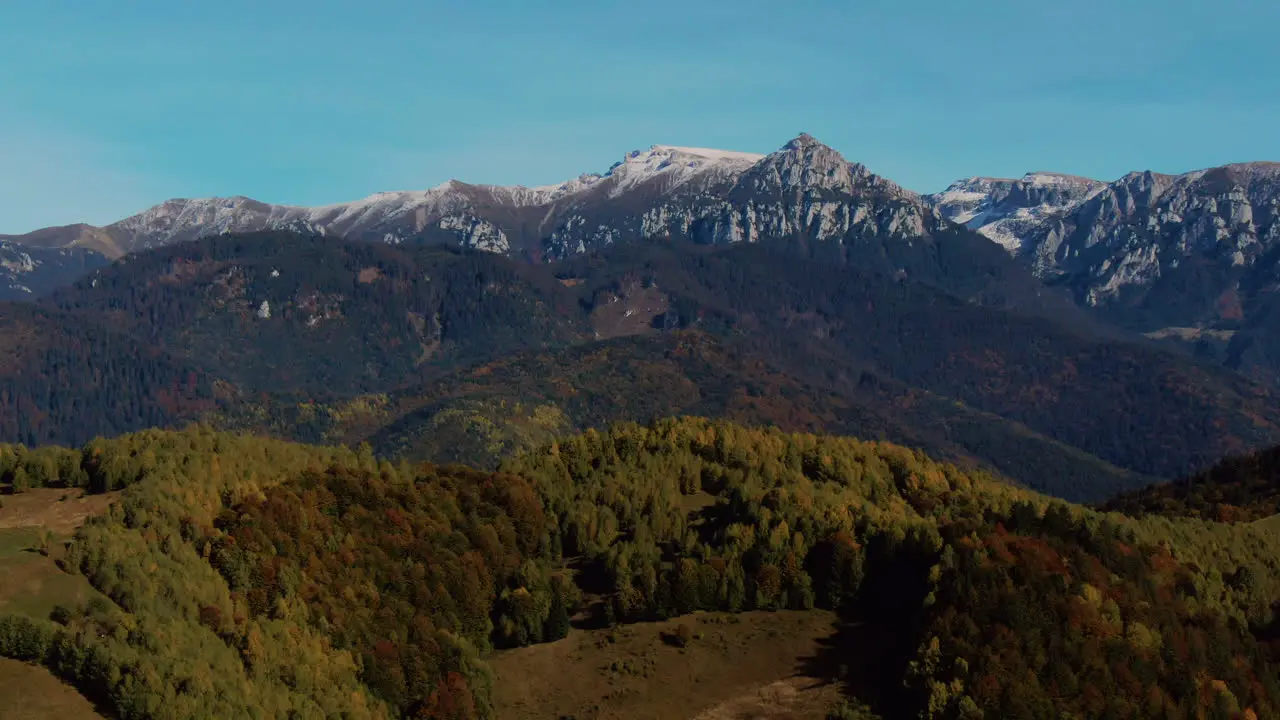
[4,231,1280,503]
[0,302,217,447]
[4,420,1280,719]
[47,232,589,396]
[214,331,1152,502]
[1102,444,1280,524]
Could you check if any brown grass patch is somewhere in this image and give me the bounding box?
[491,610,842,720]
[0,488,116,538]
[357,267,383,284]
[0,658,104,720]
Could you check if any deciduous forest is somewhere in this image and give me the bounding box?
[5,419,1280,718]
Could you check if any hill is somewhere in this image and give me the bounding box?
[1101,444,1280,523]
[213,331,1152,503]
[4,420,1280,719]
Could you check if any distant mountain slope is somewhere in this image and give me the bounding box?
[0,240,108,300]
[10,138,1280,384]
[0,135,1083,325]
[930,161,1280,385]
[6,230,1280,500]
[547,240,1280,482]
[1101,443,1280,523]
[47,232,590,395]
[0,302,216,446]
[145,233,1280,499]
[212,330,1153,502]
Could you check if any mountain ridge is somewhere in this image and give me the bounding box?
[8,136,1280,386]
[0,142,780,260]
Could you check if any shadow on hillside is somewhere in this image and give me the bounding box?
[793,617,913,716]
[794,532,940,718]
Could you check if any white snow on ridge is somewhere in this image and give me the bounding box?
[656,146,767,163]
[603,145,765,199]
[94,142,771,252]
[926,172,1109,254]
[1020,171,1100,187]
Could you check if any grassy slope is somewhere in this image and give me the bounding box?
[0,489,114,720]
[0,658,104,720]
[490,611,845,720]
[0,489,111,619]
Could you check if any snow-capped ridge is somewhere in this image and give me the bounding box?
[598,144,765,198]
[926,172,1108,253]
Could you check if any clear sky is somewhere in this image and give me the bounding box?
[2,0,1277,233]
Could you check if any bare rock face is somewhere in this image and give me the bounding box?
[930,163,1280,309]
[1019,164,1280,304]
[928,160,1280,382]
[539,133,938,260]
[3,135,951,266]
[927,173,1106,252]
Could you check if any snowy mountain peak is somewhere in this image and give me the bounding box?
[644,145,765,164]
[1019,171,1102,187]
[926,173,1106,253]
[599,144,764,198]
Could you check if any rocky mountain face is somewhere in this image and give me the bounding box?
[0,239,109,300]
[9,134,1280,381]
[926,172,1105,252]
[2,135,941,263]
[929,162,1280,383]
[5,135,1085,331]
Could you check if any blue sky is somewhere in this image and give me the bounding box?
[2,0,1277,233]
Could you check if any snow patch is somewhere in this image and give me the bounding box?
[603,145,764,199]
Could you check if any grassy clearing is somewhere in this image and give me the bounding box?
[490,610,843,720]
[0,488,115,537]
[0,488,113,617]
[0,658,105,720]
[0,489,115,719]
[0,489,112,620]
[0,527,101,619]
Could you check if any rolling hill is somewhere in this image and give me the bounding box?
[5,420,1280,719]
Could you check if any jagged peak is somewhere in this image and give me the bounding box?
[1116,169,1179,183]
[752,133,925,202]
[783,132,825,151]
